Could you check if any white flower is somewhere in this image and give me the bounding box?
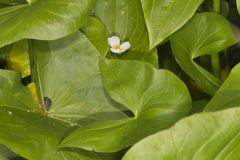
[108,36,131,54]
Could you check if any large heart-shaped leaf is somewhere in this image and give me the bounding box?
[171,13,239,95]
[0,31,127,159]
[0,0,95,48]
[141,0,204,49]
[123,106,240,160]
[124,64,240,159]
[205,64,240,111]
[30,32,126,125]
[60,60,191,152]
[94,0,158,66]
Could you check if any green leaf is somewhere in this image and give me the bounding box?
[0,0,26,5]
[237,0,240,14]
[205,64,240,111]
[0,31,127,159]
[0,155,8,160]
[0,75,112,160]
[6,40,30,78]
[94,0,158,66]
[141,0,204,49]
[30,31,126,125]
[0,0,95,48]
[0,144,22,160]
[123,107,240,160]
[95,0,148,51]
[0,45,11,59]
[81,17,109,56]
[114,49,159,67]
[0,154,9,160]
[171,13,239,95]
[60,60,191,152]
[0,70,65,159]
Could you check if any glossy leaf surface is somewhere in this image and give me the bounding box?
[0,70,66,159]
[81,17,109,56]
[141,0,204,48]
[123,107,240,160]
[205,64,240,111]
[60,60,191,152]
[0,32,127,159]
[171,13,239,95]
[30,31,126,125]
[0,0,95,47]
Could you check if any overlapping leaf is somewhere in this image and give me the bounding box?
[205,64,240,111]
[171,13,239,95]
[94,0,158,66]
[141,0,204,48]
[30,32,126,125]
[0,31,127,159]
[60,60,191,152]
[123,106,240,160]
[81,17,109,56]
[123,64,240,160]
[0,0,95,48]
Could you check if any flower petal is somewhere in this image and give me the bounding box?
[120,41,131,51]
[110,48,123,54]
[108,36,120,47]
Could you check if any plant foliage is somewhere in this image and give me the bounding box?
[0,0,240,160]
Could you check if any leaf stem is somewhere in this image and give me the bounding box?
[211,0,221,78]
[211,54,221,77]
[213,0,221,13]
[221,49,230,80]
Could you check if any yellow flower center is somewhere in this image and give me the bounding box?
[113,44,121,50]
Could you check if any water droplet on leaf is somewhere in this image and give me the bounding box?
[70,123,78,127]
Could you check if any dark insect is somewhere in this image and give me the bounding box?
[44,96,52,111]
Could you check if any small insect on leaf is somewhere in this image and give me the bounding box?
[44,96,52,111]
